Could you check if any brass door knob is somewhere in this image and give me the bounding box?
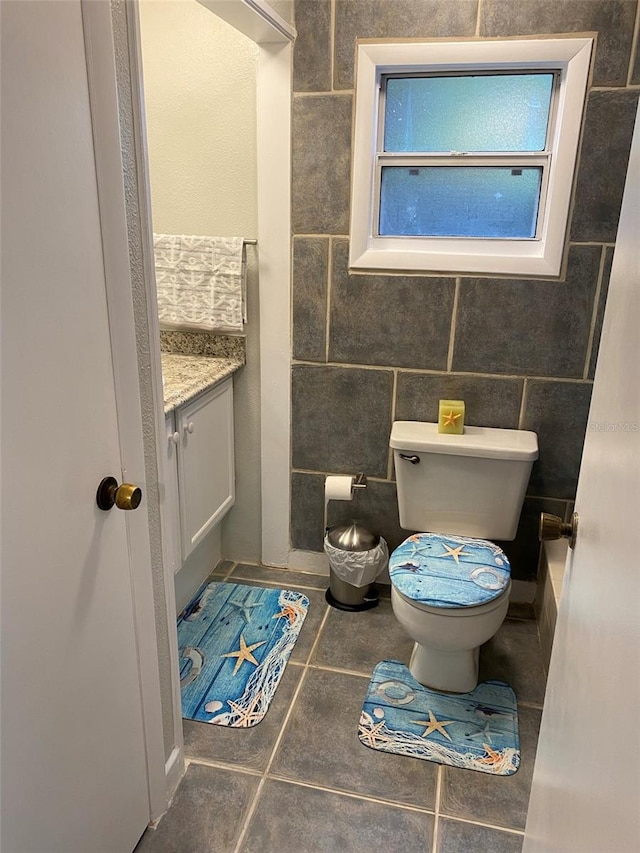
[539,511,578,549]
[96,476,142,511]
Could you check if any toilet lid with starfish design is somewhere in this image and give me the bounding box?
[389,533,511,608]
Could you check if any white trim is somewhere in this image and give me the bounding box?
[510,579,537,604]
[164,747,186,809]
[197,0,296,44]
[80,0,168,821]
[257,41,293,567]
[350,37,593,277]
[286,549,331,574]
[125,0,187,810]
[123,0,294,807]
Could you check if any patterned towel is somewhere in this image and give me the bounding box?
[154,234,247,333]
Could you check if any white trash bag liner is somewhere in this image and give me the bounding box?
[323,535,389,588]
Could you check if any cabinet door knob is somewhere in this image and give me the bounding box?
[169,431,180,445]
[185,422,195,435]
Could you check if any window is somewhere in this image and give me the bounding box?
[349,38,593,277]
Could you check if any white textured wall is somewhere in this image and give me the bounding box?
[139,0,258,236]
[140,0,263,564]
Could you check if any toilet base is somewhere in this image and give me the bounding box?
[409,642,480,693]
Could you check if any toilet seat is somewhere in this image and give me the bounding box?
[389,532,511,609]
[391,580,511,618]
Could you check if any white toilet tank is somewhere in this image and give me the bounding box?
[390,421,538,541]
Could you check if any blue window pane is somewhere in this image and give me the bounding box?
[384,74,553,152]
[379,167,542,238]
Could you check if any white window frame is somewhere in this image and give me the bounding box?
[349,38,593,278]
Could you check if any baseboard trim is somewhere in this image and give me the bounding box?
[287,548,330,575]
[164,746,185,808]
[510,579,537,604]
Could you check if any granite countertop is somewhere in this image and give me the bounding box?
[160,331,245,414]
[161,353,244,414]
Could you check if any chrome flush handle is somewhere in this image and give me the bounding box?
[399,454,420,465]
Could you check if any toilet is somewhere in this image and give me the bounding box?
[389,421,538,693]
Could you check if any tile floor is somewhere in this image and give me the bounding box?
[136,562,546,853]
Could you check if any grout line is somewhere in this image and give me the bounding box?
[330,0,336,92]
[627,4,640,88]
[390,369,398,424]
[570,240,615,248]
[294,232,351,239]
[185,756,262,777]
[290,229,295,366]
[325,238,333,363]
[431,765,443,853]
[591,85,640,92]
[302,603,332,666]
[293,89,354,97]
[517,378,528,430]
[292,359,594,384]
[228,560,325,578]
[292,360,396,374]
[232,777,266,853]
[264,774,438,816]
[232,577,328,593]
[264,670,311,774]
[388,370,398,480]
[233,666,313,853]
[221,561,237,579]
[291,468,391,480]
[255,609,331,783]
[231,559,262,568]
[446,277,461,372]
[437,813,525,836]
[475,0,483,37]
[306,662,374,679]
[582,245,607,379]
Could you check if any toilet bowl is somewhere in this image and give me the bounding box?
[388,421,538,693]
[390,540,512,692]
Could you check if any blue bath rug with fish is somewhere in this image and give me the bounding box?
[359,660,520,776]
[178,582,309,727]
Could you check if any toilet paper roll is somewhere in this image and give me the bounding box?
[324,475,354,503]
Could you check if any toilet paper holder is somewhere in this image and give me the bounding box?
[352,472,367,490]
[324,472,368,505]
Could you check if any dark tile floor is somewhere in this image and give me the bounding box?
[136,562,546,853]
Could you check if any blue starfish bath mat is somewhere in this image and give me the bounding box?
[359,660,520,775]
[178,582,309,727]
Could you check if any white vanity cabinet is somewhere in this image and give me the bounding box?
[164,378,235,572]
[163,412,182,576]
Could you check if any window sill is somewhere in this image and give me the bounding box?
[348,242,565,278]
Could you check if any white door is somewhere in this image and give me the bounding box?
[523,108,640,850]
[1,3,154,851]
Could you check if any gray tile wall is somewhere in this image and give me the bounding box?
[290,0,640,580]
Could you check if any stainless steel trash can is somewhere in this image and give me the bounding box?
[324,522,382,611]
